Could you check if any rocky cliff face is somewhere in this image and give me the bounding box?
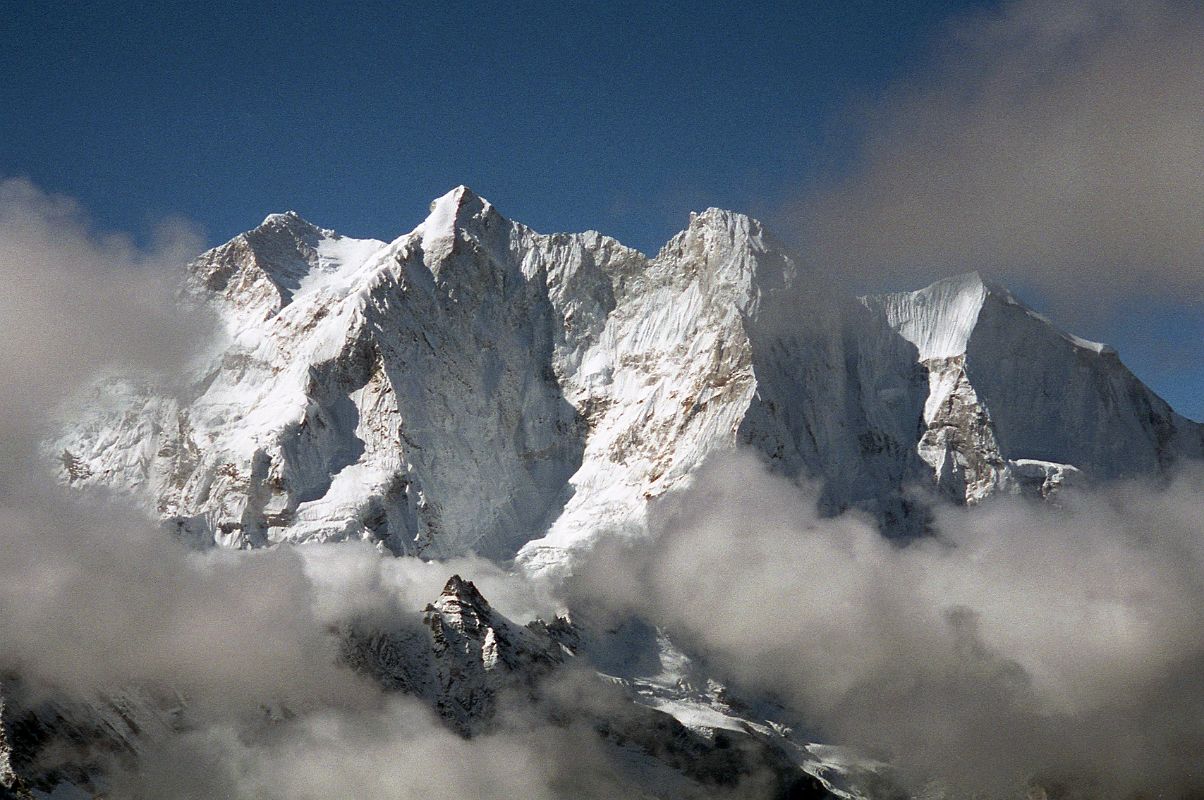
[55,189,1203,570]
[342,574,572,734]
[0,680,179,799]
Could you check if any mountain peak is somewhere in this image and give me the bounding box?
[420,186,502,258]
[893,271,1116,357]
[244,209,334,254]
[939,270,1021,302]
[435,575,493,624]
[426,185,494,226]
[656,207,774,267]
[441,573,481,598]
[63,191,1200,572]
[937,269,986,290]
[255,209,326,236]
[260,209,301,225]
[681,207,763,242]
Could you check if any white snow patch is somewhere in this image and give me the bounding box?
[862,272,989,359]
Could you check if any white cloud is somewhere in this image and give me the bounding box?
[571,451,1204,797]
[793,0,1204,306]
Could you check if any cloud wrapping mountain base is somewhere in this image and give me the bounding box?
[570,451,1204,798]
[0,179,597,799]
[2,173,1201,797]
[106,693,624,800]
[0,486,670,799]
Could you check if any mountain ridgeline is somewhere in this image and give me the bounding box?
[57,187,1203,568]
[15,187,1201,800]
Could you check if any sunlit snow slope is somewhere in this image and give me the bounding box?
[56,188,1204,569]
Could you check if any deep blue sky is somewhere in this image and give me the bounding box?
[2,1,1199,419]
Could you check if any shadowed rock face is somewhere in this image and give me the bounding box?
[0,680,177,799]
[342,574,570,734]
[56,191,1202,567]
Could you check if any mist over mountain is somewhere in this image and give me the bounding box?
[1,180,1200,799]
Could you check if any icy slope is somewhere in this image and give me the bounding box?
[56,190,1204,566]
[862,273,1204,502]
[60,188,619,557]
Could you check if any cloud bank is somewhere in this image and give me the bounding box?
[794,0,1204,306]
[0,179,608,799]
[0,177,214,480]
[571,451,1204,798]
[4,81,1202,795]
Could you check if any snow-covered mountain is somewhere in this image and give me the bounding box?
[55,187,1203,570]
[19,187,1202,799]
[862,272,1203,503]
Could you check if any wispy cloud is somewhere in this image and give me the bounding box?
[792,0,1204,306]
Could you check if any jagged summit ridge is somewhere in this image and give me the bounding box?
[55,188,1204,566]
[259,208,318,228]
